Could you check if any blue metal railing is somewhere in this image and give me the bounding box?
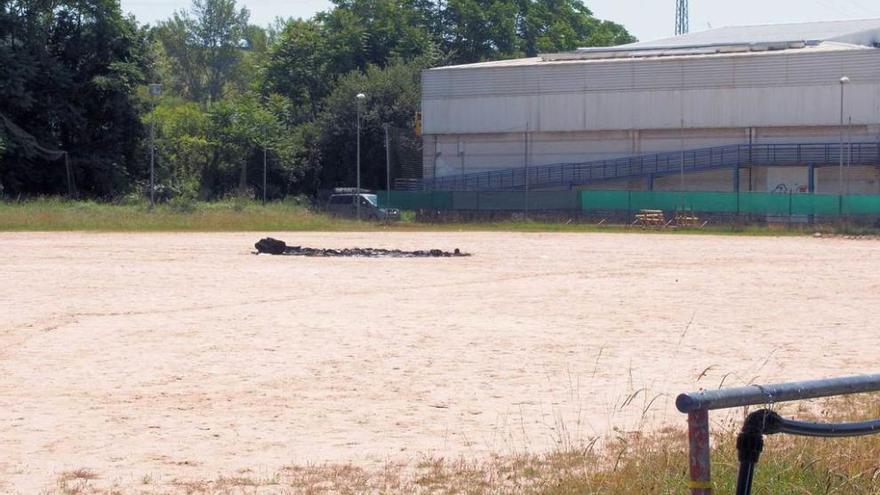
[424,142,880,192]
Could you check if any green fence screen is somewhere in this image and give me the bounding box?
[843,195,880,215]
[378,190,880,216]
[580,190,630,211]
[377,191,453,210]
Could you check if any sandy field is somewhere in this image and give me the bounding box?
[1,231,879,492]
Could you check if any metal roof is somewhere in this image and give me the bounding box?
[429,18,880,70]
[430,41,864,70]
[586,18,880,52]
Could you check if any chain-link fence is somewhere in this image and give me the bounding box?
[386,125,422,191]
[376,189,880,219]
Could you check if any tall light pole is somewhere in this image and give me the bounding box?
[847,116,853,195]
[148,83,162,208]
[262,135,268,204]
[680,116,685,192]
[679,62,686,197]
[383,123,391,209]
[356,92,366,220]
[839,76,850,196]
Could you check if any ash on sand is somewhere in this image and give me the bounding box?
[254,237,471,258]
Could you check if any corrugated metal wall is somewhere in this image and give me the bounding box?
[422,49,880,134]
[423,49,880,99]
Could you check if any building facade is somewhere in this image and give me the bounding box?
[421,19,880,194]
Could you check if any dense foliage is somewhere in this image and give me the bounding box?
[0,0,633,200]
[0,0,150,197]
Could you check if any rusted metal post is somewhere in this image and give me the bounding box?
[679,374,880,493]
[688,409,712,494]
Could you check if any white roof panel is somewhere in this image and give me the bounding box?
[600,18,880,51]
[429,19,880,71]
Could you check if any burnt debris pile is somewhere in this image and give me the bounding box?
[255,238,470,258]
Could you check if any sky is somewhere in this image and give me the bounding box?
[121,0,880,43]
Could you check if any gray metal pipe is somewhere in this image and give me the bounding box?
[676,373,880,413]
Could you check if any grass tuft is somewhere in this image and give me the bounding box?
[43,395,880,494]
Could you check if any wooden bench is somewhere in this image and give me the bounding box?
[675,211,708,228]
[633,209,668,228]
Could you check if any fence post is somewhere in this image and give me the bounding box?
[64,152,76,198]
[627,190,632,221]
[688,408,712,494]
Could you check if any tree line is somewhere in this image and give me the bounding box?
[0,0,633,200]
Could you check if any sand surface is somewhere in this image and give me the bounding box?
[1,231,879,492]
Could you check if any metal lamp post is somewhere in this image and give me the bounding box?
[678,63,686,208]
[847,116,853,196]
[384,123,391,211]
[839,76,850,196]
[356,93,366,220]
[148,83,162,208]
[262,134,268,204]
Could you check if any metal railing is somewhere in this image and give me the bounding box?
[677,373,880,495]
[424,142,880,191]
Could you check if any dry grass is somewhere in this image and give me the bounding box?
[55,469,101,495]
[0,198,358,232]
[37,394,880,494]
[3,197,877,235]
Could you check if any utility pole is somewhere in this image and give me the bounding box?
[675,0,689,35]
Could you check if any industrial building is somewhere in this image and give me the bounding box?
[420,19,880,195]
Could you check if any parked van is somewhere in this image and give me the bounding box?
[326,193,400,221]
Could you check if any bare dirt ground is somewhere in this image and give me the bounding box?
[1,231,879,493]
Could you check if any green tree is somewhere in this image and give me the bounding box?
[232,93,302,198]
[308,59,425,190]
[324,0,434,69]
[147,99,210,198]
[516,0,635,56]
[263,0,634,193]
[0,0,150,197]
[439,0,635,63]
[263,19,330,121]
[440,0,518,62]
[263,0,435,122]
[157,93,298,199]
[153,0,250,102]
[1,0,636,198]
[193,0,250,101]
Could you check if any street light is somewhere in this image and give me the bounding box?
[356,92,366,220]
[839,76,850,195]
[148,83,162,208]
[384,123,391,212]
[262,124,268,204]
